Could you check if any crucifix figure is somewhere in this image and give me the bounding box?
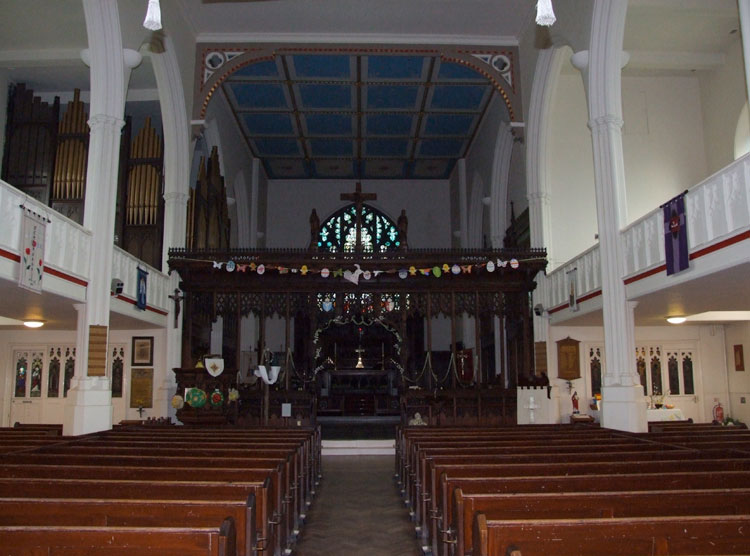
[340,182,376,252]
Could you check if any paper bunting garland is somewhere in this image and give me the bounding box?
[201,255,540,283]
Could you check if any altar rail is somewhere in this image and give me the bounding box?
[543,154,750,313]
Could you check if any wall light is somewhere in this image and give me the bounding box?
[23,320,45,328]
[666,316,686,325]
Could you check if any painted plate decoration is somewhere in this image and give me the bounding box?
[226,260,236,272]
[171,395,184,409]
[210,388,224,406]
[185,388,207,408]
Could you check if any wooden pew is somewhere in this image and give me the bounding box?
[0,477,273,556]
[472,513,750,556]
[2,453,290,532]
[0,518,237,556]
[425,458,750,551]
[89,428,320,506]
[437,470,750,556]
[453,487,750,556]
[29,444,306,529]
[411,442,690,525]
[0,496,255,556]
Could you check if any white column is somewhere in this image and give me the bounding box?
[489,122,514,248]
[0,69,8,176]
[151,34,192,419]
[457,158,468,248]
[575,0,646,433]
[64,0,127,436]
[738,1,750,107]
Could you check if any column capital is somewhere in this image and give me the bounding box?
[588,114,624,133]
[527,191,550,203]
[164,191,190,205]
[87,113,125,132]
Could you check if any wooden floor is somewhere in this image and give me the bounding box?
[294,455,422,555]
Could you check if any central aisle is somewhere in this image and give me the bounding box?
[294,455,422,555]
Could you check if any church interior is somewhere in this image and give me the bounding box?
[0,0,749,554]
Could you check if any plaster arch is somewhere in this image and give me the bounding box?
[734,103,750,160]
[488,121,514,248]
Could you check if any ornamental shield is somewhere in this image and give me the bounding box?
[204,357,225,377]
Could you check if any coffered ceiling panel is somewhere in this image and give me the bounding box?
[222,52,498,180]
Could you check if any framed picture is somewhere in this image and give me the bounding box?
[735,344,745,372]
[132,336,154,366]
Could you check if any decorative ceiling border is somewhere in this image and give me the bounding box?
[192,42,522,124]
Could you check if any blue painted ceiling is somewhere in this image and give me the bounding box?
[221,53,500,180]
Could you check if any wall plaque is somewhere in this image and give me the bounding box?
[556,337,581,381]
[130,367,154,408]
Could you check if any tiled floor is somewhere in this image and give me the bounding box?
[294,455,423,555]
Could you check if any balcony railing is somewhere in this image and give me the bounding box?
[544,154,750,312]
[1,178,169,317]
[0,179,91,286]
[112,246,170,314]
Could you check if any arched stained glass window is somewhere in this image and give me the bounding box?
[318,204,401,253]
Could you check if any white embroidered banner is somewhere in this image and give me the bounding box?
[18,207,47,293]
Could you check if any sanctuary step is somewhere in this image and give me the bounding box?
[322,439,395,456]
[318,415,399,441]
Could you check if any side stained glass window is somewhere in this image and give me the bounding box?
[47,347,61,398]
[111,346,125,398]
[63,347,76,397]
[317,203,401,253]
[14,353,28,397]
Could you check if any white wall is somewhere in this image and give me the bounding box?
[547,62,597,268]
[699,36,747,174]
[622,75,708,222]
[0,327,169,428]
[725,322,750,424]
[265,179,451,249]
[546,323,728,424]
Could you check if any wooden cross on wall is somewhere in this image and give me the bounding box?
[340,182,376,252]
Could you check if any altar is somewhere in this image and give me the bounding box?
[647,407,686,422]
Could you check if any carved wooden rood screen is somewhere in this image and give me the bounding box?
[168,204,546,428]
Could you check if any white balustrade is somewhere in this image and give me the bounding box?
[112,246,170,312]
[0,179,92,282]
[544,154,750,312]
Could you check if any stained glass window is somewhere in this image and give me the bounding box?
[47,347,61,398]
[317,203,401,253]
[63,348,75,397]
[14,354,27,397]
[111,346,124,398]
[589,347,602,397]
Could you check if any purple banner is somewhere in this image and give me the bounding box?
[663,194,689,276]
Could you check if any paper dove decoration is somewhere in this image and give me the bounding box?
[343,263,364,285]
[254,365,282,385]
